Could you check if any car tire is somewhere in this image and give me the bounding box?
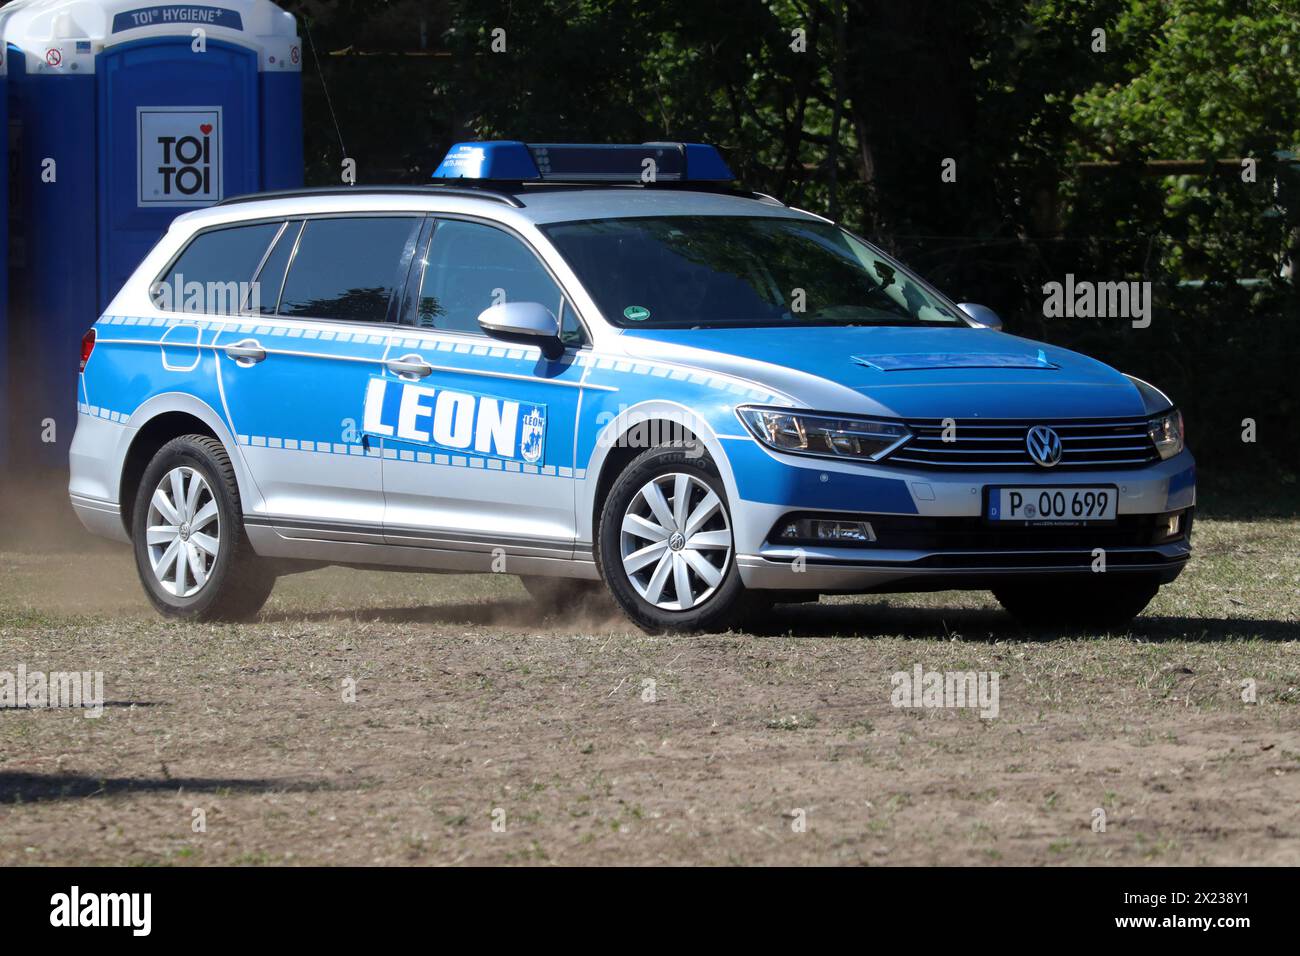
[993,576,1161,630]
[596,445,764,633]
[131,434,275,622]
[519,575,608,612]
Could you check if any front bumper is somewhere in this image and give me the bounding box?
[737,542,1190,593]
[722,436,1195,593]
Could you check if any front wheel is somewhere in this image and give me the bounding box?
[131,435,275,622]
[596,446,764,633]
[993,576,1161,630]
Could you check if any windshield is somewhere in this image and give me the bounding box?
[541,215,964,329]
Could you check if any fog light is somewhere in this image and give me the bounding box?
[776,518,876,544]
[1161,513,1182,539]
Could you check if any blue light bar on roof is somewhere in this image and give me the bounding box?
[431,141,734,183]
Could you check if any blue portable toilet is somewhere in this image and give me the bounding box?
[1,0,303,468]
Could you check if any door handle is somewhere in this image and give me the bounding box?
[225,338,266,366]
[386,354,433,380]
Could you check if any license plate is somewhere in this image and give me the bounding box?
[987,486,1117,523]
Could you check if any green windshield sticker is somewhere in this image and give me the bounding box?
[623,305,651,322]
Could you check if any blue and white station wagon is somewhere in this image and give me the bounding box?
[69,142,1194,632]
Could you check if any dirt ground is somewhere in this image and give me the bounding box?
[0,484,1296,866]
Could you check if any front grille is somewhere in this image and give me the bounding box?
[886,417,1159,470]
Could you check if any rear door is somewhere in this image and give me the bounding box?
[375,217,587,561]
[213,213,423,541]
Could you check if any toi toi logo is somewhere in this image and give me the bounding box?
[138,107,223,206]
[157,125,214,196]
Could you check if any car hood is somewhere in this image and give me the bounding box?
[618,326,1147,420]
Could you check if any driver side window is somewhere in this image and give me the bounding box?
[415,219,566,335]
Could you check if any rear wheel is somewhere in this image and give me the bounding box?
[596,446,764,633]
[131,435,274,622]
[993,576,1160,630]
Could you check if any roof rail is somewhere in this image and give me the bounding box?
[216,185,526,209]
[503,180,786,205]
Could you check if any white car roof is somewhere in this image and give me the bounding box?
[169,185,825,232]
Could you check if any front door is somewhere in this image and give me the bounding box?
[375,217,587,562]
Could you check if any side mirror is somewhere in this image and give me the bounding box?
[958,303,1003,330]
[477,302,564,359]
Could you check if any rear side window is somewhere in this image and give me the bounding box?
[154,222,281,314]
[278,216,421,323]
[415,219,563,333]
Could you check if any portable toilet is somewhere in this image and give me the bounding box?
[2,0,303,468]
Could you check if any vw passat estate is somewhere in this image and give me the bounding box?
[69,142,1194,632]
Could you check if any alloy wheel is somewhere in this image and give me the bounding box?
[619,472,732,611]
[145,466,221,598]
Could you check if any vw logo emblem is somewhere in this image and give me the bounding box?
[1026,425,1063,468]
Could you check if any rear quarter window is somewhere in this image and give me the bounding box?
[153,221,283,315]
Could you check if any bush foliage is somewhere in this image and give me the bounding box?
[287,0,1299,494]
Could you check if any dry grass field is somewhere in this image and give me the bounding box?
[0,483,1296,865]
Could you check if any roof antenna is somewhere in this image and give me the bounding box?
[303,17,348,167]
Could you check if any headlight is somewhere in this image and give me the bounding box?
[737,406,911,461]
[1147,408,1185,459]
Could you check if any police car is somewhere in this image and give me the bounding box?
[68,141,1194,632]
